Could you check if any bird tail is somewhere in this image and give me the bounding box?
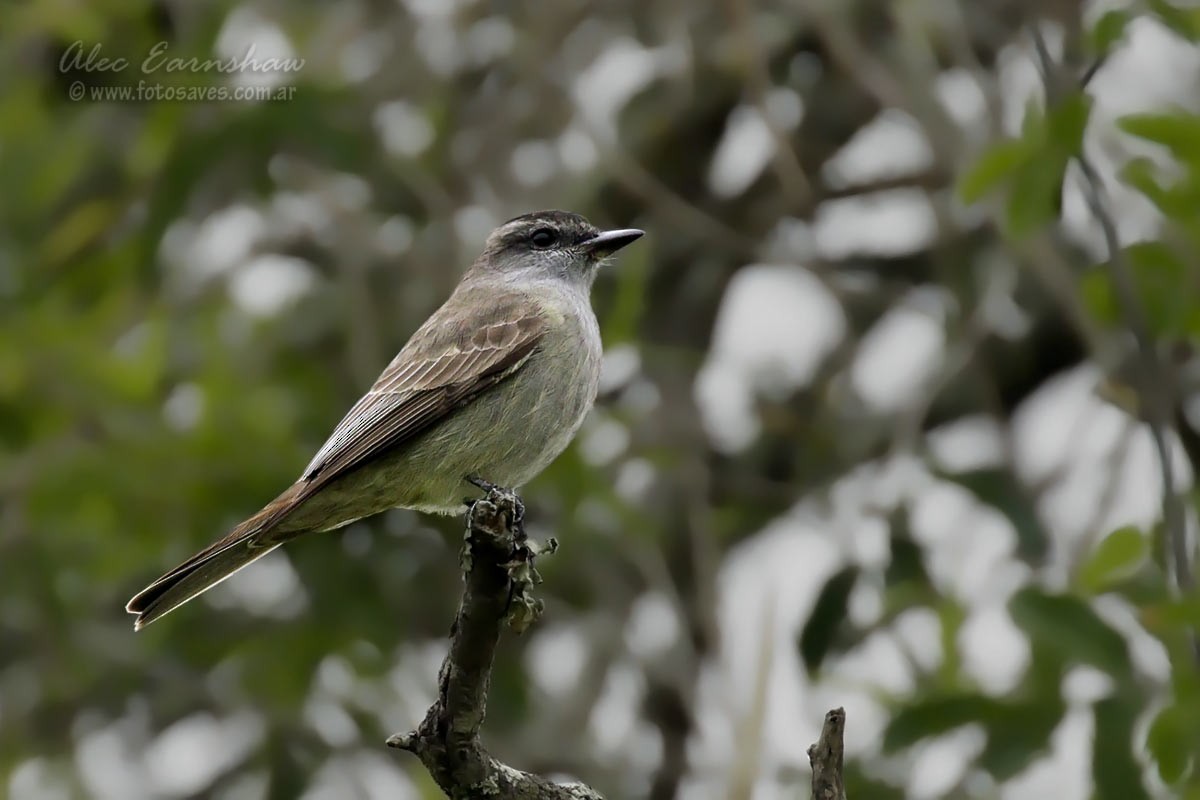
[126,483,306,630]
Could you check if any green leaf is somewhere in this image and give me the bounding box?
[936,599,966,685]
[977,697,1065,780]
[958,139,1035,203]
[1004,154,1067,237]
[959,93,1085,233]
[884,692,1063,778]
[1125,242,1200,335]
[1088,9,1133,54]
[1146,596,1200,628]
[1094,694,1152,800]
[1009,589,1133,683]
[1119,155,1162,194]
[1078,240,1199,337]
[884,507,930,589]
[1080,269,1118,325]
[938,468,1048,561]
[799,565,859,675]
[843,771,907,800]
[1116,157,1195,220]
[1079,526,1148,592]
[1146,703,1195,784]
[1118,111,1200,165]
[883,693,995,751]
[1021,96,1045,142]
[1126,239,1188,273]
[1148,0,1200,41]
[1046,93,1093,156]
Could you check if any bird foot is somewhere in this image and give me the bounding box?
[464,475,526,535]
[460,479,553,633]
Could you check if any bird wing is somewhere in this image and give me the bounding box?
[172,291,547,547]
[299,296,547,491]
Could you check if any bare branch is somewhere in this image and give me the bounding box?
[808,707,847,800]
[1080,54,1107,89]
[388,488,604,800]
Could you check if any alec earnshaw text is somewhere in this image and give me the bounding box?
[59,41,306,76]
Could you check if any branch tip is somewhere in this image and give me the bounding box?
[386,731,418,752]
[391,485,603,798]
[809,707,847,800]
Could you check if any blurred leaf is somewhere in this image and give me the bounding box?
[936,599,966,685]
[1088,9,1133,54]
[42,198,118,266]
[1146,702,1195,785]
[1010,589,1133,682]
[1046,93,1093,156]
[1021,96,1045,141]
[1079,526,1149,593]
[962,94,1086,237]
[843,767,906,800]
[1078,240,1199,336]
[1118,111,1200,165]
[1094,693,1151,800]
[1116,157,1200,221]
[1080,270,1117,325]
[1119,157,1169,206]
[1004,153,1067,237]
[958,139,1034,203]
[883,693,994,751]
[1148,0,1200,41]
[799,565,859,676]
[884,506,931,588]
[1144,595,1200,632]
[977,697,1065,780]
[884,692,1063,777]
[1125,242,1198,337]
[939,468,1048,561]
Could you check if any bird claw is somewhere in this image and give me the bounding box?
[466,474,498,492]
[464,475,525,536]
[461,479,550,633]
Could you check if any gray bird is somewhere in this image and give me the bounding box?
[127,210,643,629]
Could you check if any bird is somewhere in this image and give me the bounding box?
[126,210,643,629]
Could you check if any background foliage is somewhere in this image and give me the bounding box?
[3,0,1200,798]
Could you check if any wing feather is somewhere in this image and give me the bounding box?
[298,301,546,494]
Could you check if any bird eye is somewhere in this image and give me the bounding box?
[529,227,558,249]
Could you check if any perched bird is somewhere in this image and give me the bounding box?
[127,210,643,629]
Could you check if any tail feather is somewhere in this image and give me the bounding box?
[127,483,306,630]
[126,539,282,630]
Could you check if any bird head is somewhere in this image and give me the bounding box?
[473,210,643,291]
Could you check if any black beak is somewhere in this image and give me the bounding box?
[582,228,644,257]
